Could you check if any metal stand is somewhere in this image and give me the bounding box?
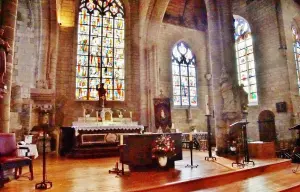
[35,123,52,189]
[231,141,244,168]
[109,145,125,175]
[204,115,216,161]
[185,141,198,168]
[241,121,255,166]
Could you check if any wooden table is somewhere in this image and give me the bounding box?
[248,141,276,158]
[122,133,182,170]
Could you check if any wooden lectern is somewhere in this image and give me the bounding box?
[230,120,254,167]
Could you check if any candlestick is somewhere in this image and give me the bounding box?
[205,95,210,115]
[189,132,193,141]
[83,108,86,117]
[130,111,132,119]
[120,135,123,145]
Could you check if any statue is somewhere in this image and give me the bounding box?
[220,67,236,117]
[0,28,10,88]
[96,83,107,108]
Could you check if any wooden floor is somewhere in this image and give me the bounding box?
[1,150,300,192]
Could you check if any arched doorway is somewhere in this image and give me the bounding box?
[258,110,276,142]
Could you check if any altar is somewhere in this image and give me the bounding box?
[59,116,144,157]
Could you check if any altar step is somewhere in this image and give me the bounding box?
[67,144,119,158]
[135,159,293,192]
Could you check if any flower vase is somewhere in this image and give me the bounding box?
[158,156,168,167]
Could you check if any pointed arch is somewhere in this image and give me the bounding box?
[233,15,258,105]
[76,0,125,101]
[172,41,197,107]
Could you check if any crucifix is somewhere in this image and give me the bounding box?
[96,83,107,108]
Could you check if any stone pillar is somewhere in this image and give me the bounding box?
[205,0,237,155]
[0,0,18,133]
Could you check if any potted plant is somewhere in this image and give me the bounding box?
[151,135,176,167]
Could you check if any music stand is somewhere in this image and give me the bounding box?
[230,120,254,167]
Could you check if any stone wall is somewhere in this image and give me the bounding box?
[232,0,296,141]
[157,23,209,133]
[10,0,41,138]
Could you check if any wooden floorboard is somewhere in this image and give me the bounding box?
[0,150,299,192]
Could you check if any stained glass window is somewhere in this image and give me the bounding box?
[76,0,125,101]
[234,15,258,105]
[292,26,300,94]
[172,42,197,106]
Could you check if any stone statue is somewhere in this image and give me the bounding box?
[96,83,107,108]
[220,67,237,119]
[0,28,10,87]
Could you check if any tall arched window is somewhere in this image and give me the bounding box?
[76,0,125,101]
[234,15,258,105]
[172,42,197,106]
[292,26,300,94]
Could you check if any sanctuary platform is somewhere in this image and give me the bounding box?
[2,150,300,192]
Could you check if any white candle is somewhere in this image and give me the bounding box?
[130,111,132,118]
[120,135,123,145]
[171,123,174,129]
[205,95,210,115]
[189,133,193,141]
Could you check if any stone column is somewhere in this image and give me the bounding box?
[0,0,18,133]
[205,0,237,155]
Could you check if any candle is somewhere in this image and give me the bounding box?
[83,108,86,117]
[171,123,174,129]
[205,95,210,115]
[120,135,123,145]
[189,132,193,141]
[130,111,132,118]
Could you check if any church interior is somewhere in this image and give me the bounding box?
[1,0,300,191]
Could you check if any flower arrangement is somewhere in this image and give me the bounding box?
[152,135,176,158]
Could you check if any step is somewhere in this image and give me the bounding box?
[132,159,292,192]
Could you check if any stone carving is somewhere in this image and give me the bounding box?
[220,67,248,120]
[220,67,237,119]
[36,79,48,89]
[0,28,10,96]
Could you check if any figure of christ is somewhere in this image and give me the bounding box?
[96,83,107,108]
[0,28,10,88]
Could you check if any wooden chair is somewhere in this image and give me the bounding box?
[0,133,33,188]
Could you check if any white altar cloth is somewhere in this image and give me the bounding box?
[72,125,144,136]
[17,144,39,159]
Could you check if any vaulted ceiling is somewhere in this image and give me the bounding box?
[163,0,207,31]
